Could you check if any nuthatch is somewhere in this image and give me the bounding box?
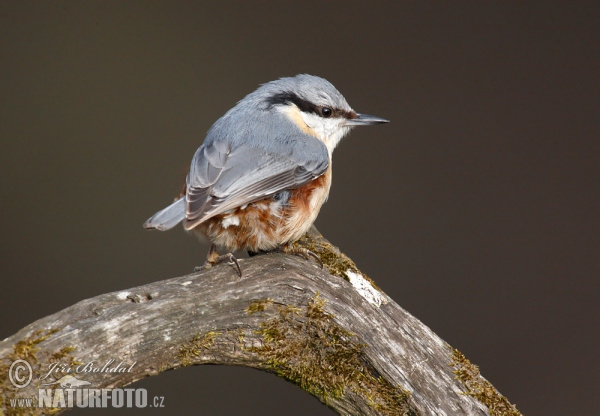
[144,74,389,275]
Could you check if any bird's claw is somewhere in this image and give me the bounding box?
[226,253,243,277]
[280,245,324,269]
[195,245,243,277]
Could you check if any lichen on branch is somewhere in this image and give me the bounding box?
[247,294,414,415]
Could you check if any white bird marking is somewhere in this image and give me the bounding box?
[221,215,240,228]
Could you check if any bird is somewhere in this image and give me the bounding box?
[144,74,389,276]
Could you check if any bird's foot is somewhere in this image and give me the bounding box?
[279,244,324,269]
[194,245,242,277]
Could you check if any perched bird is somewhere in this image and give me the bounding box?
[144,74,388,275]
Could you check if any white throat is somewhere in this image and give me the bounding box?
[299,111,352,155]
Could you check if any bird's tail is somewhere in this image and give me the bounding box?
[143,197,185,231]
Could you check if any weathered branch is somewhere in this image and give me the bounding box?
[0,227,521,415]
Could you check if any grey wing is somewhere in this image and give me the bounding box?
[184,140,328,230]
[143,197,185,231]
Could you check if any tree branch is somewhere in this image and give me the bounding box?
[0,227,521,415]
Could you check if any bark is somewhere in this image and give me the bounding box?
[0,227,521,416]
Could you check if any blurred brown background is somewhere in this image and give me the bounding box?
[1,2,598,415]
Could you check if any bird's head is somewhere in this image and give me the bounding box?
[256,74,389,153]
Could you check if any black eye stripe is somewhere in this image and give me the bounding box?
[266,92,318,114]
[266,92,356,120]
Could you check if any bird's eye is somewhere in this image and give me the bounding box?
[320,107,332,118]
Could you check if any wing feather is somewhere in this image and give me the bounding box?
[183,140,327,230]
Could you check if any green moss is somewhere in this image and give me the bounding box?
[12,329,59,364]
[155,360,172,375]
[293,233,382,292]
[247,294,414,415]
[450,348,522,416]
[50,346,76,360]
[236,329,245,350]
[245,298,274,314]
[1,328,74,416]
[175,331,220,367]
[49,346,81,367]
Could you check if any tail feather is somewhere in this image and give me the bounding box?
[143,197,185,231]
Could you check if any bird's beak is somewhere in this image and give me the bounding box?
[345,113,390,126]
